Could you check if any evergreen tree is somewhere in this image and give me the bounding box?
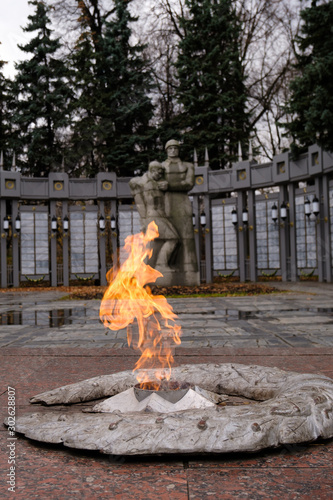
[284,1,333,154]
[67,26,102,176]
[12,0,72,176]
[100,0,155,175]
[70,0,155,176]
[175,0,250,169]
[0,57,13,165]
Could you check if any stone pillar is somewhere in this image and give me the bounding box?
[98,201,107,286]
[204,194,212,283]
[50,200,57,287]
[192,196,201,277]
[248,190,257,282]
[322,174,332,282]
[315,176,327,283]
[279,185,289,281]
[237,193,247,282]
[0,199,7,288]
[11,200,20,287]
[110,199,118,274]
[288,183,298,282]
[62,201,69,286]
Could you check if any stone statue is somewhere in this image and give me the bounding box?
[129,161,180,275]
[129,141,200,286]
[161,140,200,285]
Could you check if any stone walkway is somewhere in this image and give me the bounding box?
[1,282,332,499]
[1,282,333,349]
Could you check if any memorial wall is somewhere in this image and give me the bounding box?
[0,145,332,287]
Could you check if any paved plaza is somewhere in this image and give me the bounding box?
[0,282,333,349]
[1,282,332,499]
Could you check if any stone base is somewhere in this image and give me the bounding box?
[5,363,333,456]
[154,270,200,286]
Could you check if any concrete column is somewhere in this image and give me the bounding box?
[62,201,69,286]
[0,199,8,288]
[288,183,298,281]
[11,200,20,287]
[204,194,212,283]
[50,201,57,287]
[192,196,201,275]
[322,174,332,282]
[110,199,118,274]
[315,176,326,282]
[248,190,257,282]
[98,201,107,286]
[279,186,289,281]
[237,193,247,282]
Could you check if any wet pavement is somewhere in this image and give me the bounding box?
[1,281,332,499]
[0,282,333,349]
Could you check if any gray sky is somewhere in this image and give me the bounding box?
[0,0,34,78]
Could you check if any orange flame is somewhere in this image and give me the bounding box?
[99,221,181,389]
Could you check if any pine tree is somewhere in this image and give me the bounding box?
[284,1,333,154]
[175,0,250,169]
[100,0,155,175]
[67,26,102,177]
[0,57,13,165]
[12,0,72,176]
[70,0,155,176]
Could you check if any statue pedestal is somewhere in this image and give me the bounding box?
[155,269,200,287]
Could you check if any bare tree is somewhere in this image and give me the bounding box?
[49,0,116,53]
[49,0,302,160]
[134,0,301,160]
[130,1,186,131]
[237,0,302,160]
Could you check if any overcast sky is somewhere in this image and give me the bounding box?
[0,0,34,78]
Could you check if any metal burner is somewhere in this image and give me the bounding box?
[134,384,190,403]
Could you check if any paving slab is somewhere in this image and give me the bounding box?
[0,348,333,499]
[1,282,333,498]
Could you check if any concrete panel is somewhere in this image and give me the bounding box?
[323,150,333,172]
[231,160,251,189]
[97,172,117,198]
[308,144,323,176]
[117,177,132,198]
[49,173,69,199]
[250,163,273,187]
[0,171,21,198]
[20,179,48,198]
[208,170,232,192]
[190,166,209,194]
[272,152,290,184]
[69,179,97,199]
[290,155,308,180]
